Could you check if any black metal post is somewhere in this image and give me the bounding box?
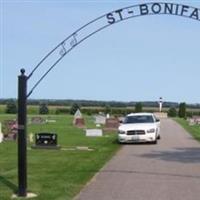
[17,68,27,197]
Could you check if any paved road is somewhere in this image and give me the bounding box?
[75,119,200,200]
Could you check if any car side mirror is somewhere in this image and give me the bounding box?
[156,119,160,122]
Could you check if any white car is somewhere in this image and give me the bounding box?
[118,113,160,144]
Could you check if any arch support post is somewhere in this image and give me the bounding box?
[17,68,27,197]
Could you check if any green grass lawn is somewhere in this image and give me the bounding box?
[175,118,200,142]
[0,114,120,200]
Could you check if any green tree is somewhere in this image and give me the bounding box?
[70,103,80,115]
[135,102,143,113]
[167,107,177,117]
[105,104,111,114]
[178,102,186,118]
[39,103,49,114]
[5,100,17,114]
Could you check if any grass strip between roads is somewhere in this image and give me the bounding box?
[175,118,200,142]
[0,114,120,200]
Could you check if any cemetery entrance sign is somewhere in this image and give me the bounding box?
[17,2,200,197]
[107,3,200,24]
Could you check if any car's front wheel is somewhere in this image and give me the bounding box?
[152,139,157,144]
[152,135,158,144]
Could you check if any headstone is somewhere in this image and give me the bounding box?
[32,132,60,149]
[94,115,106,125]
[188,118,195,126]
[104,118,119,131]
[193,116,200,124]
[73,109,85,128]
[31,117,45,124]
[118,117,125,123]
[0,122,3,143]
[74,118,85,128]
[74,109,82,117]
[29,133,34,143]
[3,120,17,141]
[106,113,110,119]
[86,129,103,137]
[153,112,168,119]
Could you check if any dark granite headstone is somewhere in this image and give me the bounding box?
[32,133,60,149]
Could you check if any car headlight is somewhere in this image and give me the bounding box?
[118,130,126,134]
[147,128,155,133]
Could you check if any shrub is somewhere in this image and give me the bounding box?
[135,102,143,113]
[70,103,80,115]
[27,106,38,115]
[39,103,49,114]
[5,100,17,114]
[178,102,186,118]
[104,104,111,114]
[168,107,177,117]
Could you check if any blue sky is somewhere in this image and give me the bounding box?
[1,0,200,103]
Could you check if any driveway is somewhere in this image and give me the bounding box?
[75,118,200,200]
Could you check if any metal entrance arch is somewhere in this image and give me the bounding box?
[17,2,200,197]
[27,2,200,96]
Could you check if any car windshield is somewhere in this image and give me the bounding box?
[123,115,154,124]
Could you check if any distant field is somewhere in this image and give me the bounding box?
[0,114,119,200]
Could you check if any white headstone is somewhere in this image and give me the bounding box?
[86,129,103,137]
[0,122,3,143]
[74,109,82,119]
[29,133,34,143]
[94,115,106,124]
[106,113,110,119]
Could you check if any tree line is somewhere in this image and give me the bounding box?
[3,100,198,118]
[1,98,198,108]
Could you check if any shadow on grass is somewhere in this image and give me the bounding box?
[139,147,200,163]
[0,176,18,193]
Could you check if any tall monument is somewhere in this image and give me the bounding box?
[159,97,163,112]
